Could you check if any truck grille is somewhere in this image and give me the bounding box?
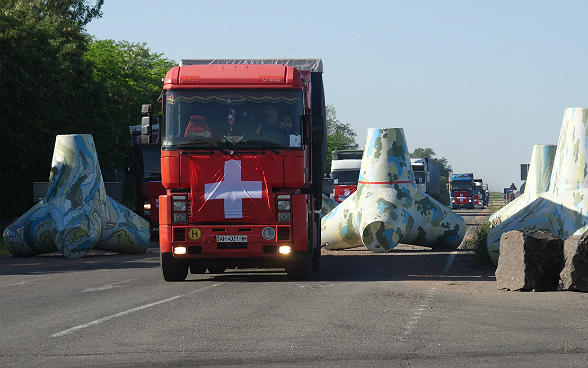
[217,242,247,249]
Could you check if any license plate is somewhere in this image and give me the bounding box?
[216,235,247,243]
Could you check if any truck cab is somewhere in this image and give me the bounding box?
[330,150,362,203]
[473,179,485,209]
[449,173,475,209]
[410,157,440,199]
[129,123,165,240]
[145,59,326,281]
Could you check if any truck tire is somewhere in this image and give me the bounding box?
[286,252,312,280]
[311,245,321,272]
[311,213,321,272]
[160,252,188,282]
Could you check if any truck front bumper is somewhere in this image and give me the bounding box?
[160,224,295,259]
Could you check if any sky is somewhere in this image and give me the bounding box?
[86,0,588,191]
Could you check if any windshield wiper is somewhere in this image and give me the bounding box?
[235,139,283,153]
[175,141,219,149]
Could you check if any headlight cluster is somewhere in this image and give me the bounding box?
[173,195,188,224]
[276,194,291,223]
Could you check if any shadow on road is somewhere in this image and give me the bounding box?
[0,248,495,283]
[315,252,494,282]
[190,250,495,283]
[0,251,160,276]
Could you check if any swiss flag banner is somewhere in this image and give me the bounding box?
[188,155,275,223]
[453,191,469,205]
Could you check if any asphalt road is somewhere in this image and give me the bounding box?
[1,212,587,367]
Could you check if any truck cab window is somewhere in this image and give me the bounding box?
[163,89,303,149]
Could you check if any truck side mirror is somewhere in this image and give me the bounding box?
[141,104,153,144]
[301,115,310,145]
[322,177,334,195]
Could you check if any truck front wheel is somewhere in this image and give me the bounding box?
[160,252,188,282]
[286,250,312,281]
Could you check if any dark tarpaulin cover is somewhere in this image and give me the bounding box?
[180,59,323,73]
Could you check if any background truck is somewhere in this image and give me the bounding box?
[472,178,486,209]
[483,183,489,207]
[143,59,326,281]
[410,158,440,200]
[449,173,474,209]
[330,149,362,203]
[129,123,165,240]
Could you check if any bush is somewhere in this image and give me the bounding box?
[466,221,495,269]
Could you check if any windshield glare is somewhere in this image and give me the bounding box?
[163,89,303,149]
[451,181,472,190]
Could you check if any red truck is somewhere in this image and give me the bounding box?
[330,149,362,203]
[130,122,165,240]
[141,59,326,281]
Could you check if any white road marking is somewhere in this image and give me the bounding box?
[0,279,39,287]
[81,279,135,293]
[401,251,459,340]
[81,284,123,292]
[51,283,222,338]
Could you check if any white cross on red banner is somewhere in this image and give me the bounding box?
[204,160,262,219]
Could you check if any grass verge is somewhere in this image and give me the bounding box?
[0,237,8,255]
[0,220,12,255]
[465,221,496,269]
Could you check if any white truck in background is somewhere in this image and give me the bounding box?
[330,150,362,203]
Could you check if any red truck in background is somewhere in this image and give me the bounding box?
[329,150,362,203]
[472,179,487,209]
[449,173,475,209]
[141,59,326,281]
[130,122,165,240]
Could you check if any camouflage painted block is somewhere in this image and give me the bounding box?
[487,108,588,264]
[489,144,556,227]
[321,128,466,252]
[3,134,149,258]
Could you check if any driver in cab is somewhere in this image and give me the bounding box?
[254,105,292,136]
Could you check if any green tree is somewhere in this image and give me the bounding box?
[84,39,176,167]
[0,0,104,218]
[325,104,358,173]
[410,147,452,205]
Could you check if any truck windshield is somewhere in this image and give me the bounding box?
[163,89,303,149]
[141,146,161,181]
[413,171,426,184]
[332,170,360,185]
[451,181,472,190]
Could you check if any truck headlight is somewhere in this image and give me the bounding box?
[172,195,188,223]
[174,246,187,255]
[277,200,290,211]
[143,203,152,210]
[278,212,291,223]
[173,200,186,212]
[173,212,187,223]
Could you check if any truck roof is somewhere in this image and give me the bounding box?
[410,158,427,165]
[180,59,323,73]
[331,159,362,171]
[450,173,474,180]
[332,150,363,160]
